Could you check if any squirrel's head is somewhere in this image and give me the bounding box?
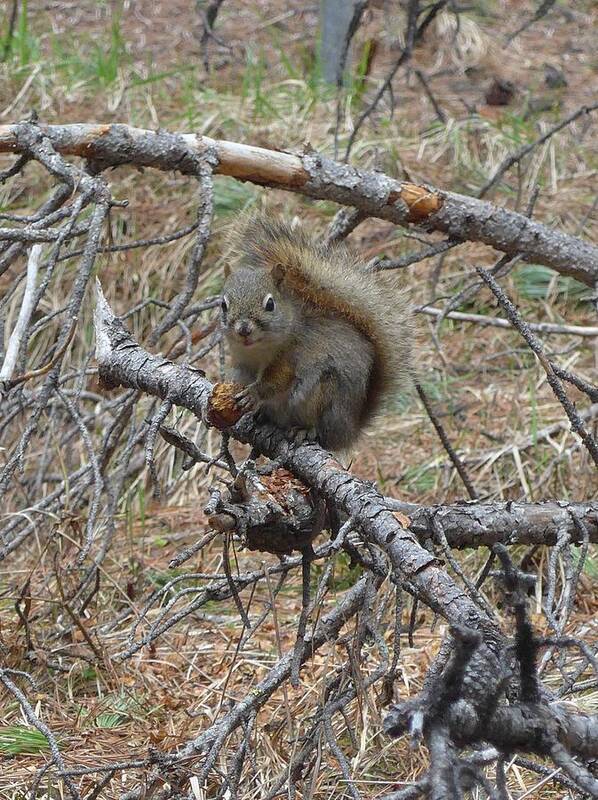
[221,266,298,354]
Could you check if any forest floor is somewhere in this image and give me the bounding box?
[0,1,597,797]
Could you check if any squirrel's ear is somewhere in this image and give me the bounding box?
[271,263,285,287]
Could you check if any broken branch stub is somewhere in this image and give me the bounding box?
[208,468,323,555]
[207,381,245,428]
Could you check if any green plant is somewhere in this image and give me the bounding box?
[0,725,51,755]
[7,0,40,68]
[241,48,273,117]
[349,38,375,107]
[90,16,128,86]
[514,264,587,301]
[213,177,257,215]
[91,693,144,729]
[311,552,362,592]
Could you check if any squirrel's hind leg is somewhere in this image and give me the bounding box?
[288,426,318,447]
[288,366,361,452]
[316,405,361,451]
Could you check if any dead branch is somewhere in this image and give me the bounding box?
[416,383,478,500]
[478,102,598,198]
[384,547,598,799]
[505,0,558,45]
[1,121,597,284]
[476,266,598,466]
[417,305,598,337]
[0,242,40,382]
[197,0,228,72]
[344,0,449,159]
[386,498,598,547]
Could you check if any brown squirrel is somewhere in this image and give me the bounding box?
[220,215,413,450]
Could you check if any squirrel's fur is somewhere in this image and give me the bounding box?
[221,214,413,450]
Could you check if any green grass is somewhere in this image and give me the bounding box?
[312,552,362,592]
[91,16,128,86]
[573,549,598,580]
[147,567,188,589]
[514,264,587,302]
[0,725,51,756]
[11,0,40,68]
[402,464,438,494]
[241,48,274,117]
[94,695,134,729]
[214,177,257,216]
[74,692,148,730]
[49,18,127,88]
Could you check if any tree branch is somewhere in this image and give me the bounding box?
[385,498,598,547]
[2,121,597,284]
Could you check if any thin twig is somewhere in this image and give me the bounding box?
[478,102,598,198]
[414,69,447,123]
[417,305,598,337]
[505,0,557,45]
[415,384,478,499]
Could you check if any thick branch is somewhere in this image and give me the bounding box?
[387,499,598,547]
[2,122,597,284]
[386,699,598,763]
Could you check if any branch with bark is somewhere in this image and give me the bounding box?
[1,121,597,284]
[384,546,598,799]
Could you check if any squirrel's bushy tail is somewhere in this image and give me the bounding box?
[225,213,414,422]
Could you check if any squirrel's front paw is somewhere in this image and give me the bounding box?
[234,384,260,414]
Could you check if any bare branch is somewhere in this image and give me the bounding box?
[0,243,41,382]
[385,498,598,547]
[418,304,598,337]
[476,266,598,466]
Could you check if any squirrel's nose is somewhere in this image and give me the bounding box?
[235,320,254,338]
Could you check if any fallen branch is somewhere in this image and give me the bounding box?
[1,121,597,284]
[386,498,598,547]
[385,547,598,798]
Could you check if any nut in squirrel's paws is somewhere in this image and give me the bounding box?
[207,382,246,429]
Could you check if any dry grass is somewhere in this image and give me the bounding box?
[0,1,597,797]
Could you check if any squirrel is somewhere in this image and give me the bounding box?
[220,214,413,451]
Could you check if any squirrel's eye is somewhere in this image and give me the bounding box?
[221,296,229,314]
[263,294,275,312]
